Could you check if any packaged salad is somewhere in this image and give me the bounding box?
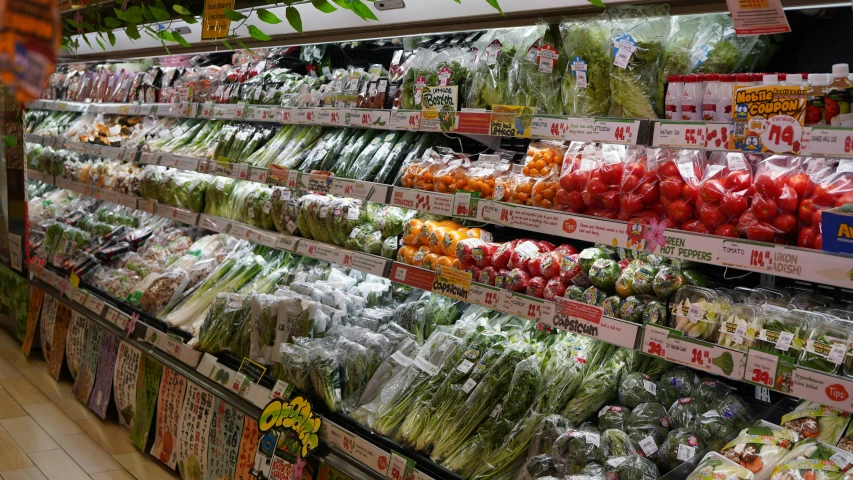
[782,401,851,445]
[718,304,765,352]
[559,12,612,117]
[687,452,755,480]
[769,438,852,480]
[671,286,727,340]
[799,314,853,375]
[510,22,566,115]
[721,421,796,480]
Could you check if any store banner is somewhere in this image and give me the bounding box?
[73,320,103,404]
[150,366,188,469]
[176,381,215,480]
[234,417,259,480]
[114,341,142,432]
[205,397,245,480]
[64,311,87,380]
[46,302,72,380]
[131,353,164,451]
[38,294,57,364]
[22,285,44,355]
[87,330,121,419]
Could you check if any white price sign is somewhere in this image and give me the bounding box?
[592,119,641,144]
[140,152,160,165]
[803,126,853,157]
[531,115,571,139]
[654,122,706,148]
[391,110,421,130]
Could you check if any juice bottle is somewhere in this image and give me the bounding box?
[806,73,828,126]
[702,74,720,121]
[665,75,682,120]
[825,63,853,126]
[717,74,736,121]
[680,75,702,121]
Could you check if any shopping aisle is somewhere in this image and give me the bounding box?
[0,328,178,480]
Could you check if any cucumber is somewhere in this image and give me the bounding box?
[343,132,386,179]
[318,128,357,172]
[354,131,403,179]
[375,131,417,184]
[335,129,376,176]
[300,130,337,172]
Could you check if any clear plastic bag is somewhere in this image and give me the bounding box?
[560,13,612,117]
[510,22,566,115]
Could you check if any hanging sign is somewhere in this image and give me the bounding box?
[255,396,322,480]
[64,311,87,380]
[130,354,164,451]
[176,382,215,480]
[22,285,45,355]
[725,0,791,36]
[201,0,235,40]
[205,398,245,480]
[151,366,188,469]
[72,320,103,404]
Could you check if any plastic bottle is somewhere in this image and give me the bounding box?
[717,74,736,122]
[786,73,803,86]
[763,74,779,86]
[681,74,702,121]
[702,74,720,121]
[807,73,828,126]
[825,63,853,126]
[665,75,682,120]
[778,73,787,84]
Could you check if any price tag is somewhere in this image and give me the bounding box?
[275,235,299,252]
[280,107,295,123]
[829,344,847,365]
[469,283,502,309]
[776,331,794,352]
[140,152,160,165]
[253,230,280,249]
[391,110,422,130]
[531,115,570,139]
[228,223,255,241]
[270,380,294,400]
[719,240,774,272]
[386,452,415,480]
[831,450,853,470]
[654,121,706,148]
[461,378,477,393]
[638,436,658,456]
[162,155,200,172]
[117,194,138,210]
[593,119,640,144]
[677,444,696,462]
[803,126,853,158]
[249,105,275,121]
[294,108,316,124]
[502,292,554,323]
[327,423,357,456]
[643,325,668,358]
[705,123,732,150]
[70,288,88,305]
[83,295,105,315]
[643,380,657,395]
[432,266,472,303]
[745,349,778,387]
[457,359,474,374]
[346,109,373,127]
[687,305,704,324]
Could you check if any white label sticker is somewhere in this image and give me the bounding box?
[489,404,502,418]
[687,305,704,324]
[677,444,696,461]
[349,228,361,239]
[584,432,601,448]
[677,161,698,182]
[643,380,657,395]
[347,207,360,220]
[390,349,413,367]
[461,378,477,393]
[638,436,658,456]
[414,356,440,376]
[457,359,474,374]
[733,323,747,345]
[776,331,794,352]
[703,410,721,418]
[838,160,853,173]
[726,153,748,171]
[607,457,628,468]
[831,450,853,469]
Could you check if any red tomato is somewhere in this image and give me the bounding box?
[659,160,679,178]
[725,171,751,192]
[661,196,672,214]
[602,191,620,210]
[835,191,853,207]
[600,163,624,185]
[699,204,726,228]
[566,191,586,211]
[720,193,748,218]
[771,213,798,234]
[682,219,703,232]
[797,227,816,248]
[752,196,777,222]
[661,178,684,200]
[587,178,607,196]
[755,174,780,197]
[812,209,822,228]
[787,173,812,199]
[815,234,823,249]
[622,174,640,193]
[571,171,589,191]
[620,194,644,214]
[665,218,681,229]
[812,185,837,207]
[692,222,711,234]
[799,199,817,225]
[625,163,645,178]
[700,180,726,204]
[776,184,799,213]
[559,174,573,192]
[668,199,694,223]
[555,189,571,207]
[682,183,699,203]
[638,182,659,204]
[746,222,776,242]
[714,224,738,238]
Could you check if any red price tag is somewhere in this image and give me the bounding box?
[306,110,315,122]
[683,127,704,145]
[690,347,711,366]
[647,341,665,357]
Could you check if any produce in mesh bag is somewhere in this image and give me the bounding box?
[710,395,753,430]
[560,13,611,117]
[781,401,851,446]
[608,4,671,119]
[721,421,795,479]
[602,428,640,457]
[657,429,704,471]
[686,452,755,480]
[620,372,659,408]
[553,423,605,474]
[698,409,736,445]
[604,455,660,480]
[510,22,566,115]
[627,402,672,457]
[600,405,632,431]
[668,397,708,431]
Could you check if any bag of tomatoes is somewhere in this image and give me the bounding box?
[798,160,853,249]
[617,147,661,222]
[465,155,508,200]
[523,140,568,178]
[556,142,591,212]
[694,152,754,237]
[656,149,705,231]
[532,170,562,210]
[581,144,635,219]
[737,155,804,243]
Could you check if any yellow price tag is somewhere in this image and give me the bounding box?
[69,272,80,288]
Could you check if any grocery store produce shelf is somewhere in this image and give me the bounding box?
[28,169,853,414]
[27,271,445,480]
[26,100,853,158]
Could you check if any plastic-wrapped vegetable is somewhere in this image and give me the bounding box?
[608,4,671,119]
[604,455,660,480]
[553,423,605,473]
[560,13,611,117]
[270,187,301,236]
[510,22,566,115]
[710,395,753,430]
[698,410,737,445]
[600,405,632,431]
[768,438,850,480]
[691,379,732,405]
[781,401,851,445]
[602,428,640,457]
[620,372,659,408]
[661,368,700,396]
[627,402,672,454]
[721,421,796,480]
[668,397,708,431]
[686,452,755,480]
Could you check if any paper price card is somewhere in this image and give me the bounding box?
[593,119,641,144]
[391,110,422,130]
[161,155,199,172]
[390,188,454,216]
[489,105,531,138]
[502,292,555,323]
[730,85,806,154]
[802,126,853,157]
[114,342,142,431]
[469,282,502,310]
[390,263,436,291]
[745,349,795,391]
[346,109,373,127]
[643,325,746,379]
[654,121,706,148]
[432,266,472,302]
[531,115,571,139]
[352,437,391,476]
[140,152,160,165]
[279,107,295,123]
[150,366,187,468]
[719,240,775,272]
[341,251,389,277]
[294,108,316,124]
[205,398,244,480]
[317,108,344,126]
[791,368,853,412]
[386,452,415,480]
[725,0,791,36]
[326,421,357,456]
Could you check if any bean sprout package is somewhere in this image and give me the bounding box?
[510,22,567,115]
[560,12,612,117]
[721,421,797,480]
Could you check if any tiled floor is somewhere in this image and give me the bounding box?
[0,328,177,480]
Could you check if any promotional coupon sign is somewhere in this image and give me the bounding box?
[254,396,321,480]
